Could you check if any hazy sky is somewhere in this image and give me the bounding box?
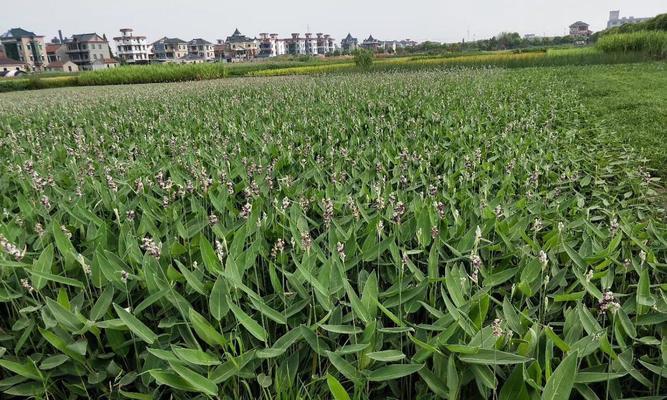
[3,0,665,44]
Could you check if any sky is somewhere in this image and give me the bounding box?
[2,0,665,44]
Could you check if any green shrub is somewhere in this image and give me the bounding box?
[353,49,374,68]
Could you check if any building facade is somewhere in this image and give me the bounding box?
[114,28,150,64]
[361,35,382,51]
[341,33,358,53]
[46,43,69,63]
[0,56,27,72]
[188,38,215,61]
[91,58,120,70]
[258,33,286,57]
[569,21,592,37]
[284,33,335,56]
[214,40,226,61]
[65,33,113,70]
[44,60,78,73]
[316,33,336,55]
[223,29,258,61]
[0,28,47,71]
[152,37,188,62]
[607,10,651,29]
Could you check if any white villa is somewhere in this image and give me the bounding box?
[114,28,149,64]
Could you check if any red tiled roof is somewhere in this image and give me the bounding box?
[46,43,62,53]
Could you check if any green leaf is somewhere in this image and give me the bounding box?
[637,268,655,307]
[617,308,637,338]
[113,303,158,344]
[38,355,69,370]
[228,299,268,342]
[366,363,424,381]
[418,367,448,398]
[638,360,667,378]
[45,297,83,332]
[0,359,42,381]
[27,270,84,288]
[500,365,530,400]
[172,347,221,366]
[326,351,362,382]
[200,237,222,274]
[209,351,256,383]
[366,350,406,362]
[149,369,196,392]
[319,324,363,335]
[250,297,287,325]
[175,260,206,295]
[188,308,226,347]
[545,327,571,353]
[327,374,351,400]
[574,371,627,383]
[542,351,578,400]
[168,361,218,396]
[458,349,532,365]
[90,286,114,321]
[209,276,229,321]
[31,244,53,291]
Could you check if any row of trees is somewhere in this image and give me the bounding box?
[396,32,585,55]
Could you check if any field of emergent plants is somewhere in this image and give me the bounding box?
[0,66,666,399]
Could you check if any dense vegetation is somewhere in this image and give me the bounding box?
[597,31,667,58]
[564,63,667,178]
[0,66,665,399]
[0,48,660,93]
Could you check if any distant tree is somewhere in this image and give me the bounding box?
[353,49,374,68]
[496,32,521,49]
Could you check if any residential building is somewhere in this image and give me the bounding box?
[316,33,336,55]
[341,33,358,53]
[65,33,113,70]
[607,10,652,29]
[152,37,188,62]
[44,60,78,73]
[0,28,47,71]
[223,29,258,62]
[214,40,226,61]
[285,33,306,55]
[361,35,382,51]
[398,39,418,48]
[91,58,120,70]
[0,56,27,72]
[46,43,68,63]
[284,32,334,56]
[188,38,215,61]
[258,33,286,58]
[569,21,592,37]
[114,28,150,64]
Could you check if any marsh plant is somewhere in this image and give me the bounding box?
[0,69,665,399]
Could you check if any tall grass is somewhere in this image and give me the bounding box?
[597,31,667,58]
[251,48,659,77]
[77,63,229,85]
